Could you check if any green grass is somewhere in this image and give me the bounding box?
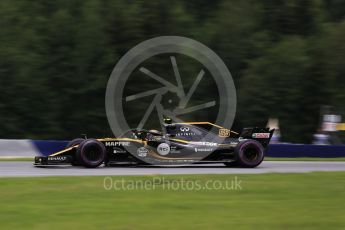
[0,173,345,229]
[0,157,33,161]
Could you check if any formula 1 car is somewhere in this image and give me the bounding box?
[34,119,274,168]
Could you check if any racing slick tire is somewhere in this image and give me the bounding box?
[66,138,85,166]
[233,140,265,168]
[76,139,106,168]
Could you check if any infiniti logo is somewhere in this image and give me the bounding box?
[180,127,190,132]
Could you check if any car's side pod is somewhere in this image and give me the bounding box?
[239,127,275,147]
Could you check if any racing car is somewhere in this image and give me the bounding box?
[34,119,274,168]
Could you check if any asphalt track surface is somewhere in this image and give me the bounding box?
[0,161,345,177]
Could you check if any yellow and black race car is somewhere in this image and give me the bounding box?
[34,119,274,168]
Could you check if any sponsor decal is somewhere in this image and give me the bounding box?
[170,146,181,154]
[219,128,230,137]
[252,133,270,138]
[113,147,127,154]
[190,141,217,146]
[194,148,213,152]
[105,141,130,147]
[157,143,170,155]
[176,132,196,136]
[176,126,196,136]
[137,147,149,157]
[48,156,67,161]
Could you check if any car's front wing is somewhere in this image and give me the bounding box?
[34,156,72,165]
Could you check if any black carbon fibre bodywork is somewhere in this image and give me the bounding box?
[34,122,274,167]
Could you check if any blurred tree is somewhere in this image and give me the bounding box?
[239,37,321,143]
[318,20,345,115]
[0,0,344,143]
[203,0,263,79]
[259,0,322,38]
[324,0,345,21]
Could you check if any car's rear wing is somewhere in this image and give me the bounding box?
[240,127,275,147]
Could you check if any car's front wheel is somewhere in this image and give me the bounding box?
[77,139,106,168]
[67,138,85,166]
[66,138,85,148]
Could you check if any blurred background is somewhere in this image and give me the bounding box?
[1,0,345,143]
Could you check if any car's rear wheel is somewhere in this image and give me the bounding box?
[233,140,265,168]
[77,139,106,168]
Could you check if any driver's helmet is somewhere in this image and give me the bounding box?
[164,117,172,124]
